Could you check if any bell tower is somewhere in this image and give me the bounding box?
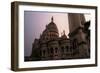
[68,13,89,58]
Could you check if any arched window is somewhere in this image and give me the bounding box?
[43,50,45,56]
[55,47,58,53]
[73,39,78,49]
[50,48,53,53]
[61,46,64,52]
[66,46,68,52]
[70,46,72,52]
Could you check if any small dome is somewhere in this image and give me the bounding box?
[61,34,67,39]
[61,30,67,39]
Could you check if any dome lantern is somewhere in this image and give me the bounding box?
[51,16,54,22]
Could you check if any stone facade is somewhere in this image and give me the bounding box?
[27,14,90,61]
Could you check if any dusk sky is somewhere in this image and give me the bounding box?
[24,11,90,56]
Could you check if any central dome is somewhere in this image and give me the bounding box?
[46,17,58,33]
[40,17,59,42]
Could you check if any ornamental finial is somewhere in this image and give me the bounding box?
[51,16,53,22]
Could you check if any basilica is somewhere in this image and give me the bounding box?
[26,13,90,61]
